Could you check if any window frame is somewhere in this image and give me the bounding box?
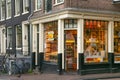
[23,0,29,14]
[15,0,20,16]
[1,0,5,21]
[114,21,120,63]
[7,27,12,49]
[84,19,108,64]
[16,25,22,49]
[6,0,11,19]
[35,0,42,11]
[54,0,64,5]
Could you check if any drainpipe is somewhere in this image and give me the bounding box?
[27,0,34,71]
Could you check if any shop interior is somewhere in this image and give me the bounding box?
[65,30,77,71]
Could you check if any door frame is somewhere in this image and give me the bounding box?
[64,30,77,71]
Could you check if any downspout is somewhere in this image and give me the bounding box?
[27,0,34,71]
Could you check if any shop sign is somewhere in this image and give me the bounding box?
[48,31,54,41]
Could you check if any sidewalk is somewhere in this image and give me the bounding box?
[0,72,120,80]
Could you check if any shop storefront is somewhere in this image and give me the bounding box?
[30,11,120,74]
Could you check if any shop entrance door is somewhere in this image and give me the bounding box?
[65,30,77,71]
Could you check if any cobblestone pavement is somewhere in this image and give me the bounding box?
[1,73,120,80]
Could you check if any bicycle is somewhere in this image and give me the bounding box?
[8,58,22,77]
[0,53,10,74]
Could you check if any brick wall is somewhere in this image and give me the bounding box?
[67,0,120,12]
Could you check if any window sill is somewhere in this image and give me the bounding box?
[22,11,29,15]
[6,17,11,20]
[34,9,42,12]
[14,14,20,17]
[16,48,22,50]
[0,19,5,21]
[53,2,64,6]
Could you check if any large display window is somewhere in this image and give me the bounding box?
[44,21,58,63]
[114,21,120,63]
[84,20,108,63]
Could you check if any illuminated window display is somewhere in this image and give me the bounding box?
[84,20,108,63]
[114,21,120,63]
[44,21,58,63]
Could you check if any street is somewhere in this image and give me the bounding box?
[1,72,120,80]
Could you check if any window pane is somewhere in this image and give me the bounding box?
[64,19,77,29]
[7,0,11,18]
[114,21,120,63]
[1,0,5,20]
[57,0,64,3]
[7,27,12,48]
[15,0,20,15]
[16,25,22,48]
[23,0,29,12]
[84,20,108,63]
[44,21,58,63]
[37,0,41,10]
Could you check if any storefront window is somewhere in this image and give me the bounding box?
[64,19,77,29]
[114,21,120,63]
[44,21,58,63]
[84,19,108,63]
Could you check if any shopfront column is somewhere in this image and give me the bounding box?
[38,23,44,72]
[77,19,84,74]
[108,21,114,72]
[58,19,64,74]
[0,27,6,54]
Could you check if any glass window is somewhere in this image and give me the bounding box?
[1,0,5,20]
[6,0,11,18]
[15,0,20,15]
[114,21,120,63]
[55,0,64,4]
[84,20,108,63]
[23,0,29,13]
[35,0,42,10]
[7,27,12,48]
[44,21,58,63]
[16,25,22,48]
[64,19,77,29]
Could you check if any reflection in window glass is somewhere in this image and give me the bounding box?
[114,21,120,63]
[44,21,58,63]
[84,20,108,63]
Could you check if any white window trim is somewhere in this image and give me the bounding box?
[54,0,64,6]
[15,0,20,16]
[22,0,29,14]
[34,0,42,11]
[1,0,5,21]
[6,0,11,19]
[16,25,22,48]
[7,27,12,49]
